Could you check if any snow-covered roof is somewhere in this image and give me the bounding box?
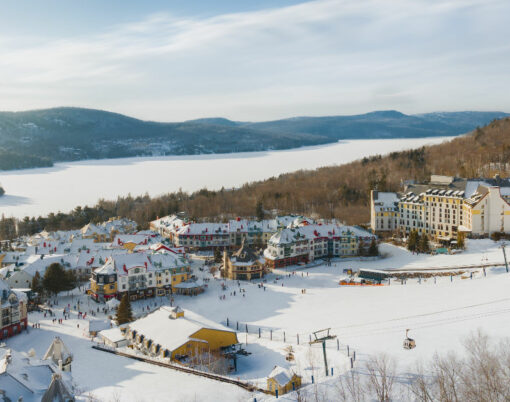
[269,366,295,385]
[88,320,111,333]
[99,327,125,344]
[43,337,72,367]
[0,348,61,400]
[128,307,233,352]
[112,234,149,247]
[81,223,108,236]
[464,180,491,199]
[149,253,188,270]
[373,192,399,211]
[95,254,154,276]
[176,223,229,235]
[22,254,78,278]
[269,224,375,245]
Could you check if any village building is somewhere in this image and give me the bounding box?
[81,223,109,242]
[43,337,73,372]
[264,224,376,268]
[0,347,74,401]
[98,327,128,348]
[222,241,265,281]
[150,214,299,251]
[0,280,28,340]
[267,366,302,396]
[149,252,191,296]
[127,307,239,371]
[90,251,191,302]
[370,175,510,241]
[90,254,155,302]
[111,234,150,251]
[370,191,400,234]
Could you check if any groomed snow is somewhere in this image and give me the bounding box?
[4,238,510,401]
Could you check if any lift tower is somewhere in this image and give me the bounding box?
[309,328,337,377]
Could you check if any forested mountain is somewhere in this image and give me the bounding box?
[2,117,510,239]
[0,107,506,170]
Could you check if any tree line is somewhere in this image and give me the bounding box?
[1,118,509,241]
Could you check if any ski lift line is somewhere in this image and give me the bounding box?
[339,307,510,339]
[226,299,510,341]
[326,297,510,332]
[341,306,510,336]
[344,307,510,337]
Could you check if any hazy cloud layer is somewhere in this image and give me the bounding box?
[1,0,509,121]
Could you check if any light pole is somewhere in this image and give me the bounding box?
[501,242,509,273]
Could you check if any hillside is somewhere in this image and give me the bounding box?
[2,117,509,238]
[0,107,507,170]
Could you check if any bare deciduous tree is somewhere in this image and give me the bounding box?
[366,354,397,402]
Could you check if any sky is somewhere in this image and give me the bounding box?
[0,0,509,122]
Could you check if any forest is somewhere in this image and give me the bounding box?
[1,117,509,241]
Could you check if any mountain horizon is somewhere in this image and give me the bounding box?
[0,106,507,171]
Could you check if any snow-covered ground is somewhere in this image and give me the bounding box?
[0,136,450,218]
[4,238,510,401]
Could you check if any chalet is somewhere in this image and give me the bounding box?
[127,307,238,370]
[99,327,128,348]
[267,366,302,396]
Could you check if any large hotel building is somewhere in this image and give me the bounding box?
[371,175,510,241]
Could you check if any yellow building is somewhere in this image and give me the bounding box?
[150,253,191,296]
[267,366,302,395]
[127,307,239,370]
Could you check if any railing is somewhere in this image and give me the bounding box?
[92,344,272,394]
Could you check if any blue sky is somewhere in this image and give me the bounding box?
[0,0,509,121]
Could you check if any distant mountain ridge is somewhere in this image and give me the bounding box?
[0,107,507,171]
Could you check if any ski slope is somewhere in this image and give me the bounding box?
[4,239,510,401]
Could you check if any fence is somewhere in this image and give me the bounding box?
[223,318,356,359]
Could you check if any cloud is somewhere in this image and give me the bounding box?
[0,0,508,120]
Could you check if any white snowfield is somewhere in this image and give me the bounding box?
[0,137,450,218]
[4,238,510,401]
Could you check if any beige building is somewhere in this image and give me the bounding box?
[222,242,265,281]
[370,175,510,241]
[370,191,399,233]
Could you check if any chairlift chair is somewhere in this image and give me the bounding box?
[403,329,416,350]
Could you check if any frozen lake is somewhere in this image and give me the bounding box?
[0,137,451,218]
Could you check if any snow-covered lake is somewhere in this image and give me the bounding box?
[0,137,451,218]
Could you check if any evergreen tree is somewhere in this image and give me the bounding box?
[368,238,379,256]
[43,263,68,296]
[63,270,78,292]
[214,247,222,263]
[31,271,44,296]
[255,200,264,221]
[418,233,430,253]
[407,230,419,252]
[357,241,365,257]
[116,294,134,325]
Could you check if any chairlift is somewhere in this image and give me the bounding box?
[403,329,416,350]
